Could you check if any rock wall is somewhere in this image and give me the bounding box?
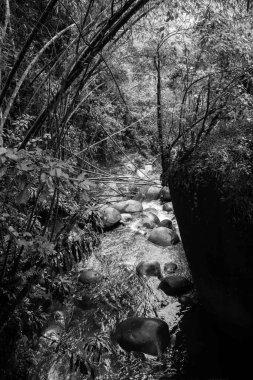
[165,125,253,340]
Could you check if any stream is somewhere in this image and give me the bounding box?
[35,163,209,380]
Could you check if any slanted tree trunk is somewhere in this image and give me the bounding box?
[18,0,151,150]
[0,0,10,147]
[155,49,165,178]
[0,0,59,110]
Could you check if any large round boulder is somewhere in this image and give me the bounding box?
[111,317,171,356]
[145,185,161,201]
[113,200,143,213]
[102,206,121,228]
[148,227,173,246]
[158,275,193,296]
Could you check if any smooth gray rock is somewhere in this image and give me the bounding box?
[159,219,173,229]
[143,207,158,214]
[145,185,161,201]
[121,213,133,222]
[78,269,102,284]
[143,211,160,225]
[112,317,171,356]
[113,200,143,213]
[164,262,178,274]
[102,206,121,228]
[163,202,173,212]
[148,227,173,246]
[142,216,156,229]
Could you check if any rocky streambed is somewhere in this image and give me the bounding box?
[35,164,220,380]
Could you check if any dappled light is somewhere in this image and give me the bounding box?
[1,0,253,379]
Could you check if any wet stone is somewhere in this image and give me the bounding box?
[142,216,156,229]
[158,275,193,297]
[163,202,173,212]
[78,269,102,285]
[145,185,161,201]
[148,227,173,246]
[143,211,160,225]
[159,219,173,229]
[102,206,121,228]
[112,317,171,356]
[136,261,162,278]
[143,207,158,214]
[164,262,178,274]
[113,199,143,213]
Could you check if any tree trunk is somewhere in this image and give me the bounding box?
[0,0,10,146]
[156,50,165,179]
[18,0,151,150]
[0,0,59,109]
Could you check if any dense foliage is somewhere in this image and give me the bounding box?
[0,0,253,378]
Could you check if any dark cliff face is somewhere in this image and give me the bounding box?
[165,125,253,340]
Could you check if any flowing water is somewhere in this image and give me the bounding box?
[36,164,198,380]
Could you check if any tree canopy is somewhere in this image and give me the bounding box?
[0,0,253,377]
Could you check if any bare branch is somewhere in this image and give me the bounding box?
[0,0,60,108]
[0,23,76,131]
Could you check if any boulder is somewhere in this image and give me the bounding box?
[102,206,121,228]
[145,185,161,201]
[121,213,133,222]
[163,203,173,212]
[133,192,146,202]
[111,317,171,356]
[143,207,158,214]
[136,261,162,278]
[148,227,173,246]
[164,262,178,274]
[78,269,102,285]
[113,200,143,213]
[160,186,171,202]
[171,231,180,245]
[143,211,160,225]
[141,216,156,229]
[159,219,173,229]
[158,275,193,296]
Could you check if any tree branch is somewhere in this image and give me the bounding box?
[0,0,60,108]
